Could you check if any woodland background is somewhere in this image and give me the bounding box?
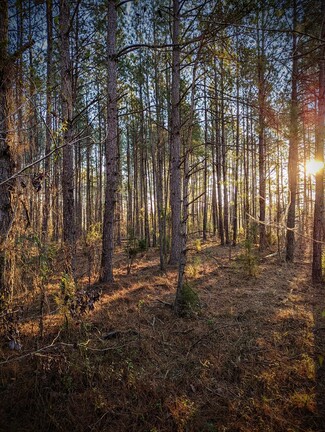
[0,0,325,431]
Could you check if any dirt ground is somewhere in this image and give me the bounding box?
[0,241,324,432]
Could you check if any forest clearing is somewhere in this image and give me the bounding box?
[1,240,325,432]
[1,0,325,430]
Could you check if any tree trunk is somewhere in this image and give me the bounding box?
[286,0,299,262]
[220,60,229,245]
[203,78,208,241]
[100,0,118,283]
[154,50,167,270]
[257,13,267,251]
[42,0,53,242]
[59,0,76,272]
[214,60,224,245]
[0,0,14,300]
[169,0,182,265]
[233,42,240,246]
[312,1,325,283]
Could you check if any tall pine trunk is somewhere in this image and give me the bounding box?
[60,0,76,272]
[169,0,182,265]
[257,13,267,250]
[42,0,53,241]
[286,0,299,262]
[0,0,14,300]
[100,0,118,283]
[312,1,325,283]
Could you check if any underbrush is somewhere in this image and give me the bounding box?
[0,241,323,432]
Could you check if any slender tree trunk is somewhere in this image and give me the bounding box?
[203,78,208,241]
[257,14,267,251]
[214,60,224,245]
[169,0,182,265]
[139,91,150,246]
[286,0,299,262]
[86,124,92,231]
[15,1,23,172]
[97,88,103,224]
[211,126,217,237]
[42,0,53,241]
[146,72,157,247]
[100,0,118,283]
[126,126,133,239]
[0,0,14,300]
[221,60,230,244]
[233,46,240,246]
[154,50,167,270]
[312,1,325,283]
[175,130,188,315]
[60,0,75,272]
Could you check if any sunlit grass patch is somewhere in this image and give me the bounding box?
[289,390,316,412]
[167,395,196,432]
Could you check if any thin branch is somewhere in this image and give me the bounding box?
[116,34,205,58]
[0,135,89,188]
[117,0,134,8]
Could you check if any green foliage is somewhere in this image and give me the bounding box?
[137,238,147,252]
[195,239,201,252]
[14,234,58,291]
[178,282,200,315]
[55,273,76,323]
[125,236,147,274]
[202,422,218,432]
[237,230,259,278]
[55,274,100,323]
[186,256,201,279]
[85,222,102,246]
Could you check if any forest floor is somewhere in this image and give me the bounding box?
[0,239,325,432]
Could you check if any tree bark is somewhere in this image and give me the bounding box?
[221,59,229,245]
[257,12,267,251]
[286,0,299,262]
[233,39,240,246]
[169,0,182,265]
[214,60,224,245]
[203,78,208,241]
[0,0,14,300]
[100,0,118,283]
[312,1,325,284]
[59,0,76,272]
[42,0,53,242]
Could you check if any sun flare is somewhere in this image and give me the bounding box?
[305,159,324,175]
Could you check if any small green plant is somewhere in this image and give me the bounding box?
[195,239,201,252]
[125,236,138,275]
[167,396,196,432]
[178,282,200,315]
[55,273,100,326]
[125,237,147,274]
[186,256,201,278]
[237,230,258,277]
[137,238,147,252]
[55,273,76,326]
[85,222,102,245]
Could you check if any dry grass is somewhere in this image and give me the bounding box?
[0,240,324,432]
